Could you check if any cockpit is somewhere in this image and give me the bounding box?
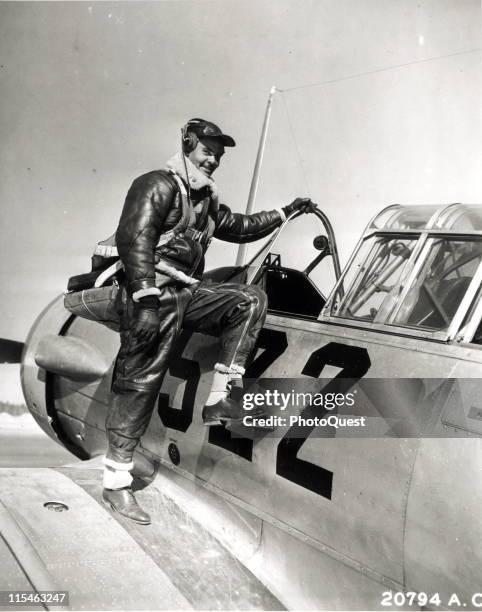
[206,207,341,319]
[245,208,341,318]
[322,203,482,344]
[206,203,482,345]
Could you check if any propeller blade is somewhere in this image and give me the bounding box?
[0,339,25,364]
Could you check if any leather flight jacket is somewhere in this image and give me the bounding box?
[115,169,283,300]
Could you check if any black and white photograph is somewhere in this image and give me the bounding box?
[1,1,481,610]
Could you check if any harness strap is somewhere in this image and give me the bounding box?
[94,259,124,288]
[94,171,191,259]
[94,171,194,287]
[167,170,191,236]
[94,242,118,258]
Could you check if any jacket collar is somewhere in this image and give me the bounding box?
[165,153,219,200]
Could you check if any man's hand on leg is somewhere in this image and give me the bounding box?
[132,296,161,344]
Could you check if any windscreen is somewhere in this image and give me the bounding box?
[328,234,482,335]
[330,235,417,322]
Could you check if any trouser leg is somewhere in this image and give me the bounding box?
[105,286,191,465]
[63,285,121,332]
[182,282,268,371]
[183,281,269,425]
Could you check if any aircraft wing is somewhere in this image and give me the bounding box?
[0,463,283,610]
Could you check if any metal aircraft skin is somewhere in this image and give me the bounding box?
[4,204,482,610]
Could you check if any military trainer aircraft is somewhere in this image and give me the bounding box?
[2,201,482,610]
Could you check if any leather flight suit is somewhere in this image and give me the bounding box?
[106,169,282,463]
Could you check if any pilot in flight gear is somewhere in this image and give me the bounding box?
[102,118,316,524]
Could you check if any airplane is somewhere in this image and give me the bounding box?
[2,201,482,610]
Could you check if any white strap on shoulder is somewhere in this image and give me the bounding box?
[169,170,188,197]
[167,170,191,233]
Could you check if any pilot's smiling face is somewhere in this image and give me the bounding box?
[188,137,225,177]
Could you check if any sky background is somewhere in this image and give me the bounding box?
[1,0,481,345]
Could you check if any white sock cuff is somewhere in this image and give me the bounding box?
[103,468,133,490]
[214,363,235,374]
[103,457,134,471]
[231,364,245,375]
[214,363,245,376]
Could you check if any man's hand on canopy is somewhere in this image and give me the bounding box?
[282,197,318,218]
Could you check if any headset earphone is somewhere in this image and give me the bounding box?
[181,118,204,154]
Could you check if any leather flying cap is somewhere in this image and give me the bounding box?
[185,118,236,147]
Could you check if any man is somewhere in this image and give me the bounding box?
[102,117,315,524]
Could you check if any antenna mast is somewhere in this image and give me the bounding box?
[236,86,277,266]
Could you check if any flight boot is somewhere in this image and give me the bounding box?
[102,487,151,525]
[202,397,274,430]
[202,396,245,426]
